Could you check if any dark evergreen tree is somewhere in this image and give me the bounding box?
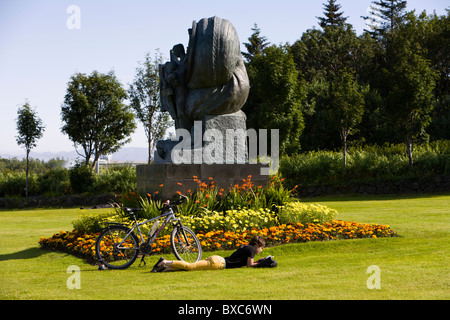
[242,24,270,63]
[362,0,408,38]
[317,0,348,29]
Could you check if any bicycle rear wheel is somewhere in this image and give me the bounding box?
[95,225,139,269]
[170,225,202,263]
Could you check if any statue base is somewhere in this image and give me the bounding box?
[154,111,248,164]
[136,163,269,200]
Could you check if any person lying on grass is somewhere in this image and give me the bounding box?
[151,235,266,272]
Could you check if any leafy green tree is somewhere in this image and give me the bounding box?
[317,0,348,29]
[61,70,136,169]
[409,10,450,100]
[16,100,45,197]
[328,70,367,167]
[291,5,362,152]
[428,96,450,141]
[289,28,325,83]
[382,14,438,166]
[244,45,305,155]
[129,50,173,163]
[242,24,270,63]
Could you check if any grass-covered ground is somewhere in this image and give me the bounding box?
[0,193,448,300]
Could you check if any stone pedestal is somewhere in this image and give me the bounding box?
[136,163,269,200]
[203,111,247,164]
[154,111,248,164]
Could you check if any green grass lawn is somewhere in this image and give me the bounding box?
[0,193,449,300]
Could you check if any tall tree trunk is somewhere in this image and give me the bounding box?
[147,118,153,164]
[341,127,348,168]
[148,137,152,164]
[92,154,99,171]
[343,136,347,168]
[406,135,414,167]
[25,149,30,198]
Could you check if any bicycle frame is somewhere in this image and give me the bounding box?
[114,206,181,250]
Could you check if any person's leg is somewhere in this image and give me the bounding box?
[169,259,208,271]
[162,255,225,271]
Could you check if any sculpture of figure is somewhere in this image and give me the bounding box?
[159,16,250,132]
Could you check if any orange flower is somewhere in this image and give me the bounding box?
[159,184,164,187]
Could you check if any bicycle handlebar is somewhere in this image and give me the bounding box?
[170,194,188,206]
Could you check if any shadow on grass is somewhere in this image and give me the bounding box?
[0,247,47,261]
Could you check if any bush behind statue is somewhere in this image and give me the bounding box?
[280,141,450,188]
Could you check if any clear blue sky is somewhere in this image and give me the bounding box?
[0,0,448,158]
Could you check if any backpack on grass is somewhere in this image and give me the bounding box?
[256,255,278,268]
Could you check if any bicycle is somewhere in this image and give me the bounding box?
[95,194,202,270]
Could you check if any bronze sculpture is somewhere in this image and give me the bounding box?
[159,16,250,132]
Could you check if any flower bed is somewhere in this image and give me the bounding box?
[39,174,398,265]
[39,220,397,265]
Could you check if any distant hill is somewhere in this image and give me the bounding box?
[0,147,149,163]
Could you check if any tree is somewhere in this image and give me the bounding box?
[16,100,45,197]
[242,24,270,63]
[362,0,407,38]
[328,70,367,167]
[243,45,305,155]
[129,51,173,163]
[387,52,436,166]
[317,0,348,29]
[382,13,438,166]
[61,70,136,169]
[290,11,362,152]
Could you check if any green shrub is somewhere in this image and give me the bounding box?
[138,195,163,220]
[0,171,39,197]
[38,168,70,196]
[72,210,121,233]
[277,201,338,225]
[92,165,136,194]
[69,164,95,194]
[280,141,450,187]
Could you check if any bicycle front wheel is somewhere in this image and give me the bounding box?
[95,225,139,269]
[171,225,202,263]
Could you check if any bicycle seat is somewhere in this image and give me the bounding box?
[124,207,142,214]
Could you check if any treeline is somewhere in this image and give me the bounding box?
[280,140,450,188]
[243,0,449,167]
[0,158,66,176]
[0,160,135,197]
